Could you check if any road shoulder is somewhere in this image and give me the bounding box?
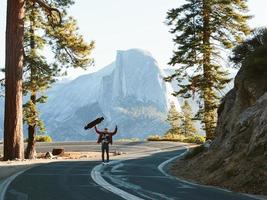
[169,146,267,200]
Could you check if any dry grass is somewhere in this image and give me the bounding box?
[147,134,205,144]
[170,147,267,195]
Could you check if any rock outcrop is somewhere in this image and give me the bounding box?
[206,55,267,194]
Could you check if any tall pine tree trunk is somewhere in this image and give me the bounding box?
[25,94,36,159]
[202,0,215,140]
[4,0,25,161]
[184,121,188,137]
[25,3,37,159]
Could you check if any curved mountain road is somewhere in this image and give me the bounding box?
[3,143,257,200]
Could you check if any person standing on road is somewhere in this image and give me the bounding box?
[94,125,118,165]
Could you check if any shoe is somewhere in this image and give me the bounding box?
[102,162,105,165]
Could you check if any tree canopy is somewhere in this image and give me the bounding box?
[166,0,251,139]
[23,0,94,158]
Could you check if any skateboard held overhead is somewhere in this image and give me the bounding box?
[84,117,104,130]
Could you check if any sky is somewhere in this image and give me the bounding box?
[0,0,267,79]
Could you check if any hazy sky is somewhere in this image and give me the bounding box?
[0,0,266,78]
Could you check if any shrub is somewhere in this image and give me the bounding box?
[147,135,162,141]
[35,135,52,142]
[182,135,205,144]
[164,133,186,141]
[25,135,53,143]
[147,133,205,144]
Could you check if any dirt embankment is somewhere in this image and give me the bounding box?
[171,146,266,195]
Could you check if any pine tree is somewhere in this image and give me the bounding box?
[165,102,181,137]
[165,0,251,139]
[181,100,197,136]
[23,0,94,159]
[4,0,25,161]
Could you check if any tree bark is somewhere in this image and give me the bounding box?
[202,0,215,140]
[4,0,25,161]
[25,93,37,159]
[25,2,37,160]
[25,116,36,159]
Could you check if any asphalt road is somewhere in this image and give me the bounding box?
[0,141,180,154]
[3,143,256,200]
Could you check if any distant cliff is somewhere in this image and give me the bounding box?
[34,49,179,141]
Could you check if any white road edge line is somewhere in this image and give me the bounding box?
[158,146,189,177]
[91,161,144,200]
[0,167,32,200]
[157,146,234,193]
[157,146,263,200]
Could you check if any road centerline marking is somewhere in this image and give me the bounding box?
[91,162,144,200]
[90,146,186,200]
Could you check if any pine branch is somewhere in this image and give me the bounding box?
[30,0,62,24]
[63,46,79,66]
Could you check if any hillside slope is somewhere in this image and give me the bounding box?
[171,31,267,195]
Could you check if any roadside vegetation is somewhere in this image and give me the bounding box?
[147,100,205,144]
[147,134,205,144]
[25,135,52,143]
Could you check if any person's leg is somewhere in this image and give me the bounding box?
[101,143,105,163]
[106,144,109,163]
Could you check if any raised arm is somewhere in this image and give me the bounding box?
[111,125,118,135]
[94,126,102,134]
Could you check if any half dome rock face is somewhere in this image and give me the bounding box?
[112,49,166,109]
[99,49,169,114]
[24,49,181,141]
